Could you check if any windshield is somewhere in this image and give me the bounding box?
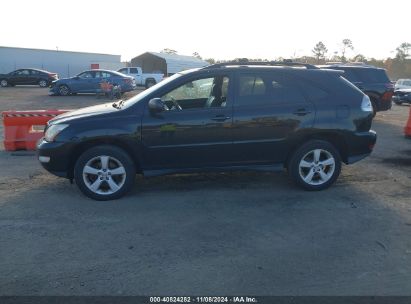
[120,73,183,108]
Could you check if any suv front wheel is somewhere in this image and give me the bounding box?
[74,145,136,200]
[288,140,341,191]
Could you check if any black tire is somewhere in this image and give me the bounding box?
[74,145,136,201]
[370,98,377,117]
[0,79,8,87]
[58,85,70,96]
[145,79,156,89]
[38,79,49,88]
[394,101,402,105]
[288,140,341,191]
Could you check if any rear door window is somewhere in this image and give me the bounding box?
[129,68,138,74]
[237,74,268,106]
[236,72,310,106]
[269,76,307,104]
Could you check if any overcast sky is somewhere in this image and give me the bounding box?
[1,0,409,61]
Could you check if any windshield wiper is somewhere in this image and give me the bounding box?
[112,99,125,109]
[118,99,126,107]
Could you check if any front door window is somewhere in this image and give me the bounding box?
[161,76,230,111]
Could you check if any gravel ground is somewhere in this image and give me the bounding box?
[0,87,411,295]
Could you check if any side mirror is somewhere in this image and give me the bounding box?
[148,98,166,113]
[74,76,80,80]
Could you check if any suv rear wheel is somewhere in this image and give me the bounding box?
[74,145,136,200]
[288,140,341,191]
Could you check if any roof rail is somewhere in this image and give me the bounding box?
[325,62,376,68]
[203,58,318,70]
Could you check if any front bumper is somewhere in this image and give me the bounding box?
[392,94,411,104]
[49,85,59,95]
[37,138,73,178]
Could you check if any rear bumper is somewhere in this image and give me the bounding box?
[121,84,135,92]
[376,99,392,111]
[49,85,59,95]
[345,130,377,164]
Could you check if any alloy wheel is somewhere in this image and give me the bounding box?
[59,85,69,95]
[82,155,126,195]
[298,149,335,186]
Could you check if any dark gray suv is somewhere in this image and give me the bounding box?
[37,60,377,200]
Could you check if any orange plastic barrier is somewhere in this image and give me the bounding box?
[2,110,70,151]
[405,107,411,138]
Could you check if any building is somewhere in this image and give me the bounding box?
[0,46,123,78]
[130,52,209,76]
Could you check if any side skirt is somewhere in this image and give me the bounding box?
[143,163,285,177]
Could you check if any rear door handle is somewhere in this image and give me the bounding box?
[211,115,231,122]
[293,109,311,116]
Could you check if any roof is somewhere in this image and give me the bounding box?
[0,45,120,57]
[137,52,209,73]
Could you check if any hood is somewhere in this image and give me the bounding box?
[49,102,119,125]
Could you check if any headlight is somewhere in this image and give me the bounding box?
[44,124,69,142]
[361,95,373,112]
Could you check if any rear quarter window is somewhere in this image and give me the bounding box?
[353,68,389,83]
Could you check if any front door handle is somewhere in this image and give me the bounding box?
[211,115,231,122]
[293,109,311,116]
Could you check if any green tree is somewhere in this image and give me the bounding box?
[204,58,216,64]
[395,42,411,60]
[341,39,354,62]
[312,41,328,63]
[352,54,366,62]
[192,52,202,59]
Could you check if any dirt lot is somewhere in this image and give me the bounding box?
[0,86,411,295]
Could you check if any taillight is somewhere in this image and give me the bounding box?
[361,95,373,112]
[385,82,394,89]
[123,78,132,84]
[381,91,393,102]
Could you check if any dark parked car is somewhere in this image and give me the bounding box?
[38,60,376,200]
[49,69,135,96]
[319,64,393,115]
[392,88,411,105]
[0,68,58,87]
